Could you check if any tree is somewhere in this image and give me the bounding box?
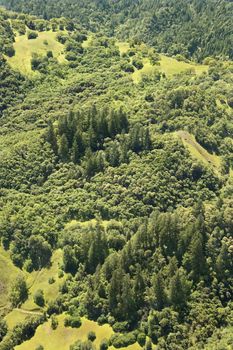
[153,272,167,310]
[189,232,206,281]
[169,269,190,311]
[10,275,28,307]
[0,319,8,341]
[58,134,69,161]
[34,289,45,307]
[87,331,96,342]
[46,121,58,155]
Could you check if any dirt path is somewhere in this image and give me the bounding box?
[13,308,43,316]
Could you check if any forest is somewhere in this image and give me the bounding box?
[0,1,232,350]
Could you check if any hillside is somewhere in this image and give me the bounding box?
[1,0,232,60]
[0,3,233,350]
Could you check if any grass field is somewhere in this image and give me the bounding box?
[116,41,130,55]
[4,309,30,330]
[131,58,157,84]
[176,131,221,173]
[0,246,25,307]
[82,34,93,49]
[15,315,114,350]
[159,55,208,76]
[6,30,66,76]
[22,249,65,311]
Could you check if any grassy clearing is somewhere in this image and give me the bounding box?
[131,58,157,84]
[82,34,93,49]
[116,41,130,55]
[15,315,114,350]
[6,31,66,76]
[0,246,24,307]
[22,249,65,311]
[159,55,208,76]
[176,131,221,173]
[4,309,30,330]
[65,219,121,230]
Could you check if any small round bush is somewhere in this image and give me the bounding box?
[99,338,108,350]
[33,289,45,307]
[28,31,38,39]
[48,277,55,284]
[88,331,96,342]
[35,346,44,350]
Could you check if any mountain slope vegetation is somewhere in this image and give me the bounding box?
[0,2,232,350]
[1,0,233,60]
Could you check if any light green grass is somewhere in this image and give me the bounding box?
[0,246,25,307]
[22,249,65,311]
[4,309,30,330]
[82,34,93,49]
[65,219,121,230]
[6,31,66,76]
[131,58,156,84]
[176,130,221,173]
[116,41,130,55]
[15,315,114,350]
[159,55,208,76]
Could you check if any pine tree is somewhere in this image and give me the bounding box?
[153,271,167,310]
[58,134,69,161]
[120,274,137,321]
[46,121,58,155]
[190,232,206,281]
[169,269,190,311]
[71,138,80,163]
[134,270,145,308]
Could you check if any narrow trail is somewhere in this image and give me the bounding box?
[13,308,43,316]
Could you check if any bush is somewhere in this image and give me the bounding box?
[64,316,82,328]
[99,338,108,350]
[51,315,59,330]
[137,333,146,346]
[112,321,129,333]
[110,333,136,348]
[34,289,45,307]
[48,277,55,284]
[35,346,44,350]
[132,59,143,70]
[4,44,15,57]
[28,31,38,39]
[87,331,96,342]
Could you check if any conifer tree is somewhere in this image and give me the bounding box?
[46,121,58,155]
[58,134,69,161]
[153,271,167,310]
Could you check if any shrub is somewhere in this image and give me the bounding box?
[48,277,55,284]
[51,315,59,330]
[35,346,44,350]
[64,316,82,328]
[28,31,38,39]
[87,331,96,342]
[110,333,136,348]
[99,339,108,350]
[4,44,15,57]
[34,289,45,307]
[137,333,146,346]
[112,321,129,333]
[132,58,143,70]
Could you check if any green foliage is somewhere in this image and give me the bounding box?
[0,4,232,350]
[64,316,82,328]
[9,275,28,307]
[33,289,45,307]
[87,331,96,342]
[28,31,38,39]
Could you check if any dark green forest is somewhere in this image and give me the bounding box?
[0,1,232,350]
